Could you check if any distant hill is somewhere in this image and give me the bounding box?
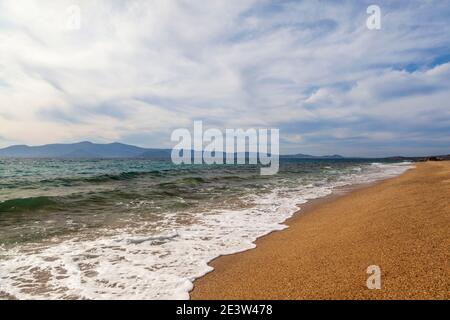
[281,153,344,159]
[0,142,346,160]
[2,142,447,161]
[384,155,450,161]
[0,142,166,159]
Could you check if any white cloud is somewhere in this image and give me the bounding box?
[0,0,449,156]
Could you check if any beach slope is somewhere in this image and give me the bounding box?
[191,162,450,299]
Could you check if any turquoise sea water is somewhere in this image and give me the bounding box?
[0,158,412,299]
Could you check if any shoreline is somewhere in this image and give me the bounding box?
[188,178,389,298]
[190,161,450,300]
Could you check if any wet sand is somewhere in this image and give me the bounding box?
[191,161,450,300]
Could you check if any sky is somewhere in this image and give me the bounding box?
[0,0,449,157]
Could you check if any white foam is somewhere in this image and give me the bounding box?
[0,162,413,300]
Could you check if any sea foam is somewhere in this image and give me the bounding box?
[0,162,413,300]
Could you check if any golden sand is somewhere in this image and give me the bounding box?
[191,161,450,300]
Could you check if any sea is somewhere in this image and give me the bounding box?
[0,158,413,299]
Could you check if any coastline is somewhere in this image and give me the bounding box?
[190,161,450,300]
[0,161,413,299]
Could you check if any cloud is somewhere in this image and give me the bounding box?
[0,0,449,156]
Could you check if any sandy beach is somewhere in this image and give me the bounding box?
[191,161,450,300]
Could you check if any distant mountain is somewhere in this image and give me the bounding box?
[0,142,158,159]
[384,155,450,161]
[0,141,346,160]
[281,153,344,159]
